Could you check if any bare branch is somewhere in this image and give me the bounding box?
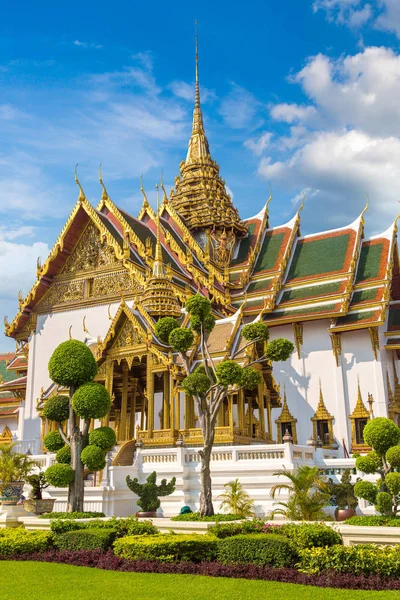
[230,338,260,360]
[201,325,217,378]
[57,422,70,446]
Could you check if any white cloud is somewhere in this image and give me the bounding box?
[376,0,400,38]
[270,103,316,124]
[0,225,35,240]
[169,80,216,104]
[244,132,272,156]
[73,40,103,50]
[219,84,262,129]
[0,239,49,301]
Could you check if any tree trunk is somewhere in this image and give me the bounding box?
[199,438,214,517]
[68,430,85,513]
[66,385,85,513]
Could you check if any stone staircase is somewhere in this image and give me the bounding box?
[112,440,136,466]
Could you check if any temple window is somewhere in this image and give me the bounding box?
[355,418,368,445]
[349,380,371,451]
[311,382,334,448]
[275,387,298,444]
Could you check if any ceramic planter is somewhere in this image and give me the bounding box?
[335,507,356,521]
[23,498,56,515]
[0,481,25,506]
[136,511,158,518]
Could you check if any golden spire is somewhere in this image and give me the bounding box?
[153,183,164,277]
[74,164,85,202]
[193,19,204,136]
[98,162,109,201]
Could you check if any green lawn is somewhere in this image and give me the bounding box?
[0,562,397,600]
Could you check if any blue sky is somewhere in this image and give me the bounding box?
[1,0,400,350]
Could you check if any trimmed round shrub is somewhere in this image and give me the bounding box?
[363,417,400,456]
[43,430,65,452]
[354,480,378,504]
[54,528,116,551]
[242,322,270,342]
[155,317,180,344]
[216,360,242,387]
[48,339,98,387]
[168,328,194,353]
[386,446,400,469]
[114,534,218,563]
[182,369,211,396]
[185,294,211,318]
[190,313,216,333]
[45,463,74,487]
[72,382,111,419]
[356,451,382,474]
[375,491,393,516]
[240,367,261,390]
[80,445,106,471]
[56,445,71,464]
[89,426,116,451]
[278,523,342,549]
[218,533,297,568]
[42,395,70,422]
[265,338,294,362]
[385,472,400,496]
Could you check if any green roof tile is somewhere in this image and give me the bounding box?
[0,359,15,383]
[254,231,285,273]
[336,310,376,325]
[280,281,342,303]
[356,243,383,283]
[351,288,378,304]
[246,279,272,293]
[287,233,350,281]
[231,222,257,266]
[264,302,338,320]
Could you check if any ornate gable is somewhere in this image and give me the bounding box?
[61,222,119,275]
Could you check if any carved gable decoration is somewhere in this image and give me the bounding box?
[62,222,119,275]
[112,319,142,350]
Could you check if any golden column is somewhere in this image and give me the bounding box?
[103,360,114,427]
[238,389,245,432]
[258,382,265,439]
[146,355,154,437]
[175,388,181,431]
[120,362,129,441]
[170,380,175,438]
[129,378,138,439]
[163,371,170,430]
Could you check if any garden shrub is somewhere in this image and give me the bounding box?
[0,529,52,556]
[114,534,218,563]
[299,544,400,578]
[277,523,342,549]
[210,519,265,538]
[40,511,105,520]
[344,515,400,526]
[44,463,74,487]
[50,516,158,537]
[171,512,243,522]
[48,339,98,387]
[218,533,297,568]
[54,528,116,551]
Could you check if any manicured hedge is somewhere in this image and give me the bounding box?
[217,534,297,568]
[344,515,400,527]
[114,534,218,563]
[299,544,400,578]
[210,520,265,538]
[171,513,243,522]
[277,523,342,549]
[50,516,157,537]
[55,528,116,551]
[40,511,105,520]
[0,529,53,556]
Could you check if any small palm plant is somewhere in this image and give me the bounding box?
[269,465,330,521]
[217,478,255,517]
[0,443,35,495]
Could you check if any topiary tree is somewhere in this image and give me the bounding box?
[126,471,176,513]
[155,294,294,516]
[43,339,115,512]
[354,417,400,516]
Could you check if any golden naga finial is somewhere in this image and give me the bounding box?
[98,162,109,201]
[68,325,73,340]
[4,315,9,328]
[160,171,168,205]
[298,190,306,213]
[74,164,86,201]
[361,195,369,221]
[36,256,42,277]
[18,290,24,307]
[107,304,113,321]
[83,316,89,335]
[140,174,149,207]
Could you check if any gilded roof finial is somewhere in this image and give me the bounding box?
[68,325,73,340]
[160,171,168,205]
[140,174,149,207]
[98,162,109,201]
[153,182,164,275]
[74,164,86,202]
[192,19,204,135]
[361,195,369,223]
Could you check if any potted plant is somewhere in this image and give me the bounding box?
[126,471,176,517]
[24,472,55,515]
[329,469,358,521]
[0,443,35,506]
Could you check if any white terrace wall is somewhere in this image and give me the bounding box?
[33,443,377,518]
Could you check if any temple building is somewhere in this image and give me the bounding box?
[2,40,400,471]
